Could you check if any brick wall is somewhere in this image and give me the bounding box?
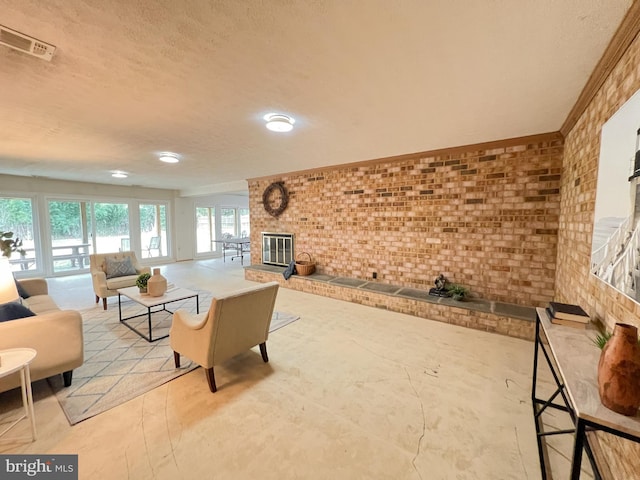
[249,134,563,307]
[558,35,640,328]
[557,28,640,477]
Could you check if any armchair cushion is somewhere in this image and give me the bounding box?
[0,302,36,322]
[105,256,138,279]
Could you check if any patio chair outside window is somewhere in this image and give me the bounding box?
[240,232,250,254]
[146,236,161,257]
[221,233,235,261]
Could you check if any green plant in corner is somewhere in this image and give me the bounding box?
[447,284,468,301]
[592,331,613,350]
[135,272,151,290]
[0,231,26,258]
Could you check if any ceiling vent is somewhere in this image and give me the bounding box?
[0,25,55,61]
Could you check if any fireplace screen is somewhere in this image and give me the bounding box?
[262,232,294,266]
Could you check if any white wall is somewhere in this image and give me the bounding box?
[174,196,195,261]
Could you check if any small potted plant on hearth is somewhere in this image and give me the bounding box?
[136,272,151,294]
[447,284,468,301]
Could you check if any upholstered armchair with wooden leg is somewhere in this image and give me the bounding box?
[170,281,279,393]
[89,251,150,310]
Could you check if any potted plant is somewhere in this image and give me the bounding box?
[136,272,151,293]
[447,284,468,301]
[592,331,613,350]
[0,231,26,258]
[592,330,640,349]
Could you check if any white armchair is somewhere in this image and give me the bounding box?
[170,281,279,392]
[89,251,150,310]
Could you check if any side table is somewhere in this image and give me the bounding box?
[532,307,640,479]
[0,348,37,441]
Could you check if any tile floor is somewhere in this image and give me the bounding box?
[0,259,587,479]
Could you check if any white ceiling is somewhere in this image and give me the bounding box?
[0,0,631,196]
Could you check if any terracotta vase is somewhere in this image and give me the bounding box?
[147,268,167,297]
[597,323,640,416]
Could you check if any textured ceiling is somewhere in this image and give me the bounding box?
[0,0,632,195]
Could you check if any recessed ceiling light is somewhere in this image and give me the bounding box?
[111,171,128,179]
[159,153,180,163]
[264,113,295,132]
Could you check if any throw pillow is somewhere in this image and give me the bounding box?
[105,257,137,279]
[13,276,30,299]
[0,302,36,322]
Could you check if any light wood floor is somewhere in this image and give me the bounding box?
[0,258,585,479]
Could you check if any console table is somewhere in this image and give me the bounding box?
[532,307,640,479]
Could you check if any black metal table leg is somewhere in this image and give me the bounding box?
[571,420,586,480]
[532,315,548,480]
[147,306,153,341]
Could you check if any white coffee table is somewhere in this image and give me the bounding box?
[117,286,199,342]
[0,348,37,441]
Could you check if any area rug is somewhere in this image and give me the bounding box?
[269,310,300,332]
[49,291,300,425]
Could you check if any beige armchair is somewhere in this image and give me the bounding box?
[89,251,150,310]
[170,281,279,393]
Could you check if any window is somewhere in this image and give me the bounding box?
[1,193,173,277]
[91,202,130,254]
[196,207,215,253]
[239,208,250,237]
[48,200,136,272]
[0,197,37,272]
[140,203,167,257]
[220,208,237,237]
[48,200,94,273]
[196,205,248,256]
